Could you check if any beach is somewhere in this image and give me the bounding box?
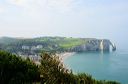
[55,52,75,70]
[57,52,75,62]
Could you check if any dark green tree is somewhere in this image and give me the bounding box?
[0,51,40,84]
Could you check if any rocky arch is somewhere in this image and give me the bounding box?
[100,40,116,51]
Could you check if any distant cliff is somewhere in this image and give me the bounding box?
[67,39,116,52]
[0,37,116,55]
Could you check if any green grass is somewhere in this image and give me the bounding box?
[58,38,87,48]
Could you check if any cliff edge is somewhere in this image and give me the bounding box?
[69,39,116,52]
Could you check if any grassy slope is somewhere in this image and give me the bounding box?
[58,38,86,48]
[35,37,87,48]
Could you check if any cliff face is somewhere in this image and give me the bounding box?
[70,39,116,52]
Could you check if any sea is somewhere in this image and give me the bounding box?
[64,49,128,84]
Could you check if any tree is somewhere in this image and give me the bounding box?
[39,53,76,84]
[0,51,40,84]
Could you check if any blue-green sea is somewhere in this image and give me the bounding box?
[64,49,128,84]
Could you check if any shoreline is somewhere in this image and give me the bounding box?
[57,52,76,62]
[56,52,76,70]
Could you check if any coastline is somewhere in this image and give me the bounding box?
[56,52,75,70]
[57,52,75,62]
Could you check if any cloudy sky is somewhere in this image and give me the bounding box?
[0,0,128,47]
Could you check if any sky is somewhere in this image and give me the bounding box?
[0,0,128,48]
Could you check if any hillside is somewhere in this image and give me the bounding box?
[0,37,115,55]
